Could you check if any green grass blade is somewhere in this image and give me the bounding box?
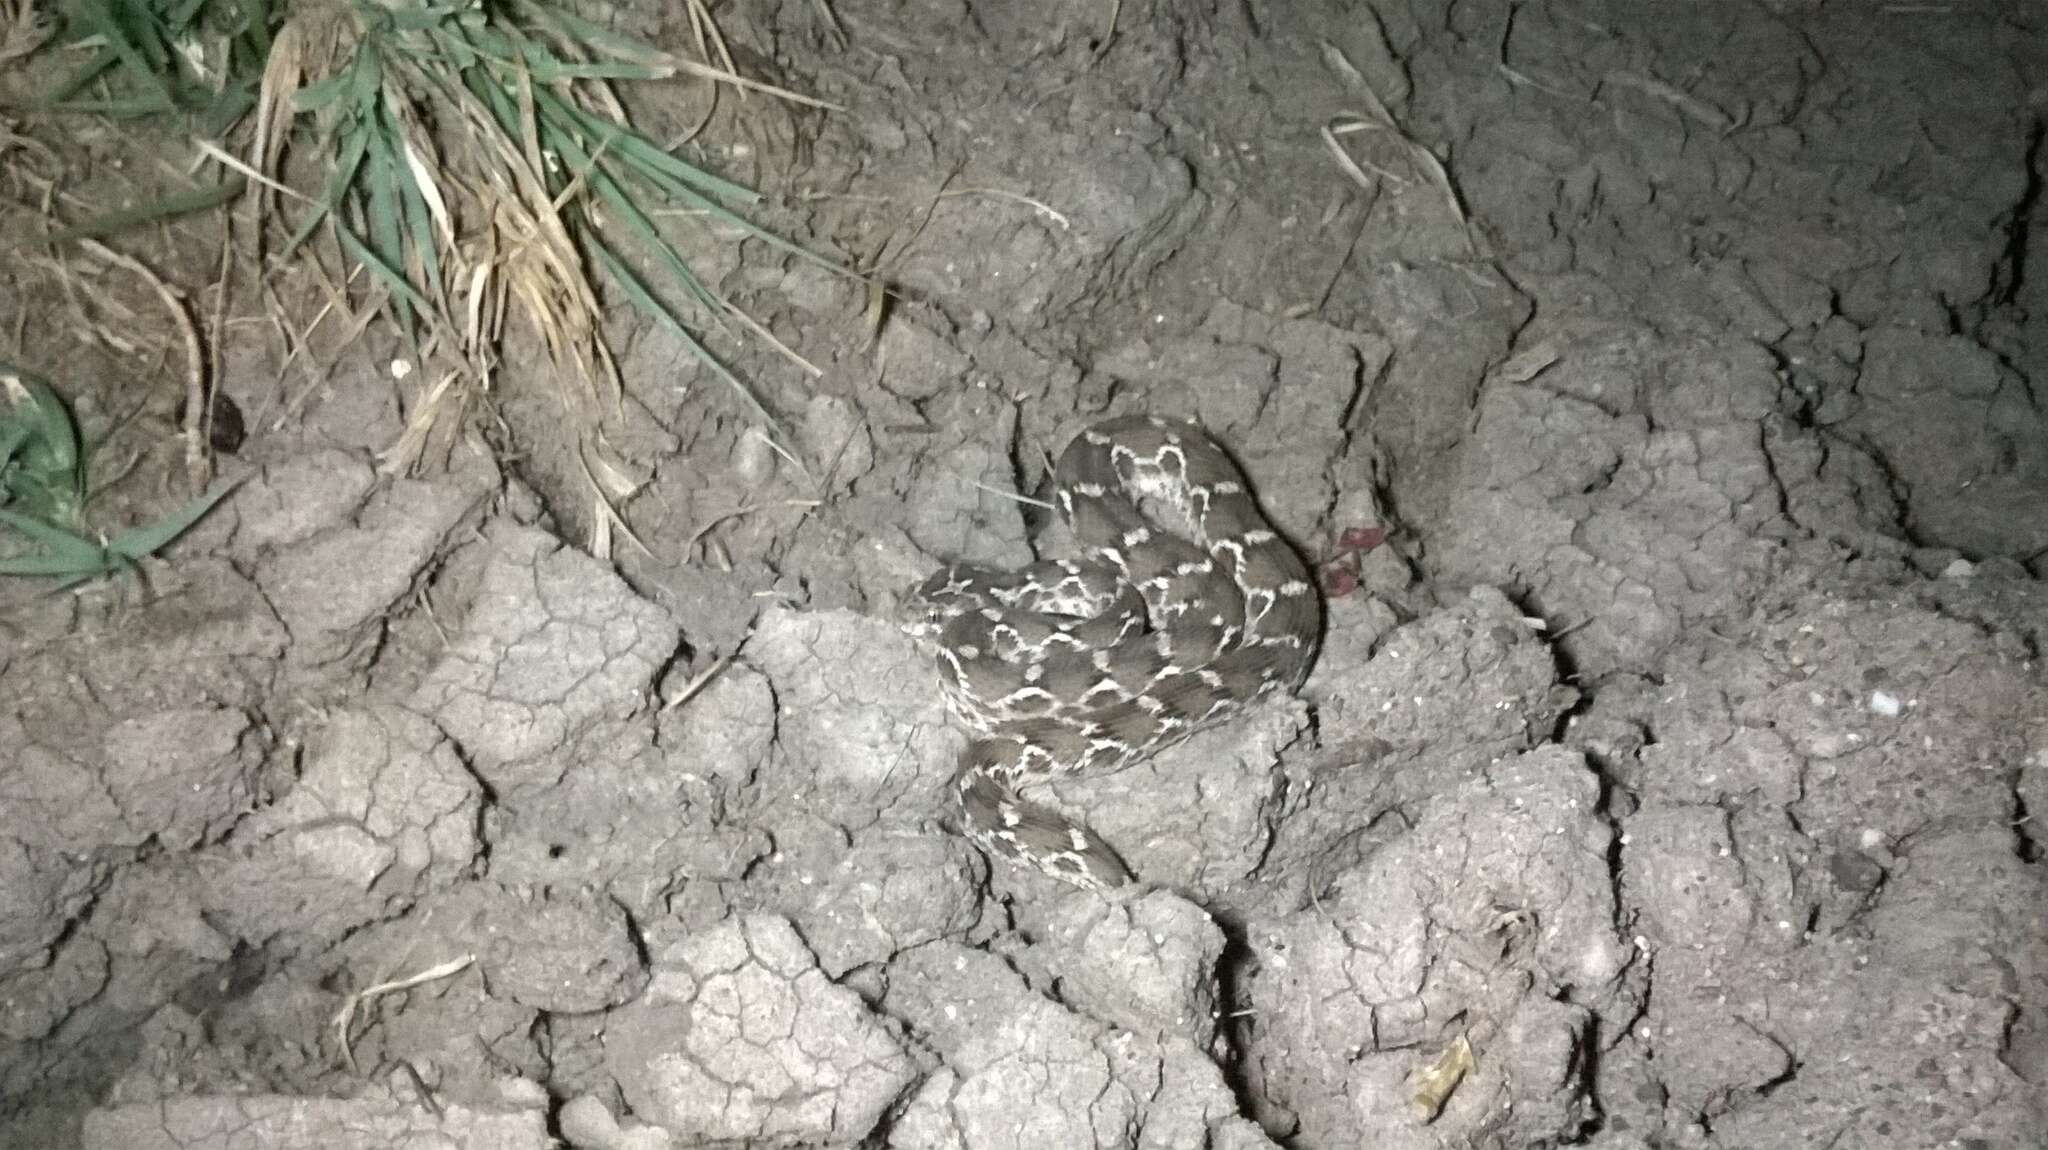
[104,473,246,562]
[0,376,84,527]
[526,88,843,275]
[453,67,518,144]
[334,223,436,315]
[0,507,104,564]
[281,115,371,257]
[398,161,441,300]
[95,0,173,72]
[377,97,442,296]
[162,0,210,37]
[361,111,415,334]
[197,83,258,138]
[31,95,178,116]
[41,177,245,245]
[349,39,383,105]
[74,0,178,109]
[654,174,841,272]
[520,100,729,318]
[234,0,273,57]
[384,2,471,31]
[508,0,670,67]
[0,551,112,578]
[533,61,669,81]
[602,131,762,205]
[484,20,669,82]
[525,104,738,329]
[44,45,122,105]
[0,422,32,469]
[529,86,758,204]
[561,140,724,318]
[7,376,81,478]
[47,556,139,591]
[391,135,443,299]
[593,239,789,447]
[460,22,536,68]
[430,19,481,71]
[293,70,353,113]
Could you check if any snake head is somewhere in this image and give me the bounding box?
[901,565,974,639]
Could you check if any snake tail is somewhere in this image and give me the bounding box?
[953,755,1132,891]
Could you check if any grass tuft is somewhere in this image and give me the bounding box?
[0,366,242,589]
[23,0,846,540]
[40,0,270,132]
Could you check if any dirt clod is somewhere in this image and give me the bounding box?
[3,3,2044,1148]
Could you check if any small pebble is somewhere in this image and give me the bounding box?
[1868,690,1901,717]
[731,429,779,486]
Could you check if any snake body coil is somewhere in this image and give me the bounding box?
[909,415,1321,889]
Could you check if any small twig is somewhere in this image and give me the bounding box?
[1092,0,1122,59]
[398,1061,443,1118]
[662,648,737,712]
[1322,119,1408,193]
[419,588,452,647]
[1317,41,1474,256]
[935,187,1071,229]
[276,281,388,429]
[77,238,209,488]
[0,0,54,65]
[193,138,318,205]
[972,479,1055,512]
[35,266,140,354]
[811,0,847,48]
[1604,70,1738,133]
[749,427,808,478]
[1544,614,1597,640]
[1305,202,1369,317]
[864,164,962,278]
[577,435,655,562]
[206,222,232,458]
[724,302,823,377]
[662,81,722,152]
[682,0,741,98]
[811,419,867,500]
[1493,5,1585,104]
[331,953,476,1075]
[860,277,888,350]
[660,51,845,111]
[381,368,465,477]
[251,263,359,432]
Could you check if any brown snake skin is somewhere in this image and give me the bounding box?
[907,415,1321,890]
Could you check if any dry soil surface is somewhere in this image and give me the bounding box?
[2,2,2045,1149]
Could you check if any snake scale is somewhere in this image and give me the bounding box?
[908,415,1322,890]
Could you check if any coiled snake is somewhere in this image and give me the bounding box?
[908,415,1321,890]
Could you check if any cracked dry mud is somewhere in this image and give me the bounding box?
[3,3,2047,1149]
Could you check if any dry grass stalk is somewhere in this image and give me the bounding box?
[0,0,53,66]
[1320,41,1474,255]
[24,0,846,547]
[330,952,476,1075]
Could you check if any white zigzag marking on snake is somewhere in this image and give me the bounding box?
[905,414,1322,890]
